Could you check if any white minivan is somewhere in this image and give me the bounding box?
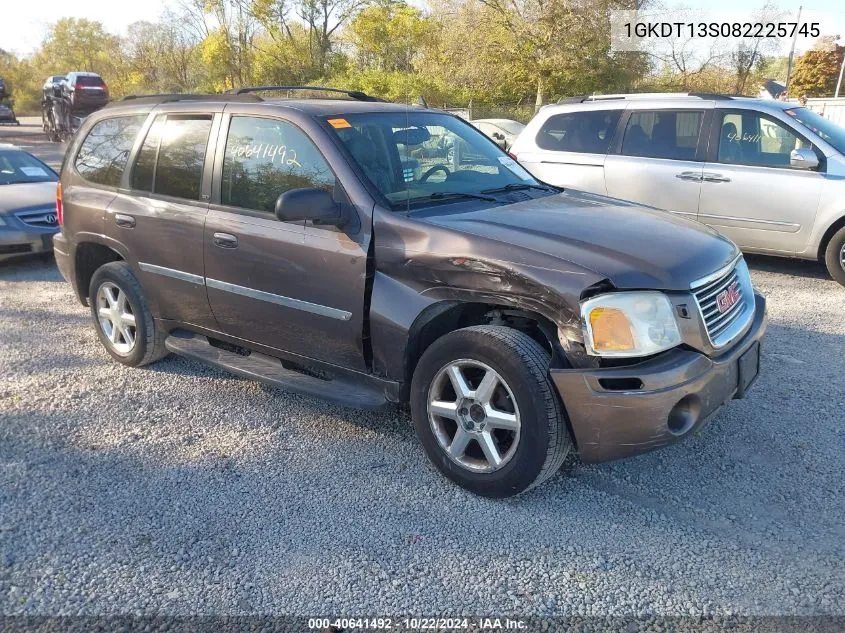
[510,93,845,286]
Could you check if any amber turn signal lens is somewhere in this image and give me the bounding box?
[588,307,634,351]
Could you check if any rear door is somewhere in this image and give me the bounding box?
[516,107,623,193]
[698,108,825,253]
[106,110,219,329]
[604,105,710,218]
[203,112,369,371]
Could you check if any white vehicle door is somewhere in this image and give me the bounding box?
[604,106,709,218]
[698,109,824,254]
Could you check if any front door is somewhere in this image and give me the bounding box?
[698,109,824,253]
[604,108,708,219]
[203,114,370,371]
[106,112,218,329]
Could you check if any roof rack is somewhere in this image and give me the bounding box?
[226,85,385,102]
[109,93,262,107]
[558,92,737,104]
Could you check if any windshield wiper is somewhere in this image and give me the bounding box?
[426,191,497,202]
[481,183,559,194]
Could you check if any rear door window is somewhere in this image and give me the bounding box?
[620,110,704,160]
[536,110,621,154]
[152,116,213,200]
[221,116,335,214]
[74,115,146,187]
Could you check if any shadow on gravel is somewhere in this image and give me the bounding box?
[0,257,63,282]
[745,254,830,281]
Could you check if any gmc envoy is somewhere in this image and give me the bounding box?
[53,87,767,497]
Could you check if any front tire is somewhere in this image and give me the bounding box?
[89,262,168,367]
[410,326,572,497]
[823,225,845,287]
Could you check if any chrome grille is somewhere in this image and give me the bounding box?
[692,258,751,348]
[14,208,58,228]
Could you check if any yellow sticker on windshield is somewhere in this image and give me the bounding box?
[328,118,351,129]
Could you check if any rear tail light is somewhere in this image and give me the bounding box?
[56,182,63,225]
[74,84,82,92]
[508,151,518,161]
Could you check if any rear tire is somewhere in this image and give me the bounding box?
[410,325,571,497]
[89,262,168,367]
[823,225,845,287]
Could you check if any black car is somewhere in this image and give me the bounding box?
[53,87,767,497]
[61,72,109,114]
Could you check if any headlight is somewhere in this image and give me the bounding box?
[580,291,681,357]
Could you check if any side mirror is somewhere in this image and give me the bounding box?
[790,147,819,171]
[274,187,344,227]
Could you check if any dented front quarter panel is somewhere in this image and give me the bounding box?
[368,205,605,382]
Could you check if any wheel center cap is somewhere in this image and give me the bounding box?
[469,404,486,424]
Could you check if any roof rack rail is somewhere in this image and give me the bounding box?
[226,85,385,102]
[109,93,262,107]
[560,92,738,103]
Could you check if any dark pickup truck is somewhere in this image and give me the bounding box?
[53,87,767,497]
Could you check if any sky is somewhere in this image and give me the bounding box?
[0,0,842,57]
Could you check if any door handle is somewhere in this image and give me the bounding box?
[114,213,135,228]
[213,232,238,248]
[702,173,731,183]
[675,172,702,182]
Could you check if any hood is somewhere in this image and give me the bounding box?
[417,190,739,291]
[0,182,57,215]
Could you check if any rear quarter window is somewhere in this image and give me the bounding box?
[74,115,146,187]
[536,110,621,154]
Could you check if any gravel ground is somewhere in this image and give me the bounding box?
[1,254,844,622]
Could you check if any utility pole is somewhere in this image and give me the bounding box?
[784,5,803,97]
[836,38,844,98]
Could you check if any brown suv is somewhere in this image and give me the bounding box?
[53,88,767,497]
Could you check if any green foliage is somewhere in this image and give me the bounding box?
[3,0,813,115]
[791,38,844,98]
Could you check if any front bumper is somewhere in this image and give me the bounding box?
[0,225,58,260]
[551,292,767,463]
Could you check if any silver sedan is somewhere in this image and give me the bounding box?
[0,143,60,261]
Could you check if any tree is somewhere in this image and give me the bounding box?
[346,1,433,73]
[790,36,845,98]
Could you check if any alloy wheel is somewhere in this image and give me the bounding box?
[427,359,521,473]
[96,282,137,355]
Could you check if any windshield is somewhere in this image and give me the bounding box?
[0,151,57,185]
[784,107,845,155]
[328,112,544,208]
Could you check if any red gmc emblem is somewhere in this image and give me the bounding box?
[716,281,740,313]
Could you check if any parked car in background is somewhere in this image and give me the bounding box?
[0,104,19,126]
[61,72,109,114]
[0,77,8,99]
[42,75,66,100]
[0,144,60,261]
[54,88,766,497]
[472,118,525,151]
[511,93,845,286]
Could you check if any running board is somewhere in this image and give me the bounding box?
[164,330,389,409]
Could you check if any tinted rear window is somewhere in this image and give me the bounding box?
[536,110,621,154]
[620,110,703,160]
[74,115,146,187]
[76,76,105,87]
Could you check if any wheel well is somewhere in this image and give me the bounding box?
[404,302,561,389]
[818,215,845,262]
[75,242,122,305]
